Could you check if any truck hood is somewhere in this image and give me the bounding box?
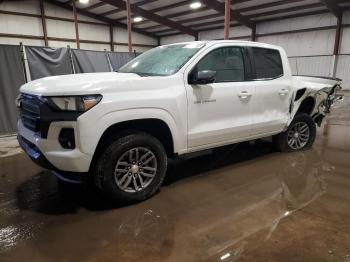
[20,72,141,96]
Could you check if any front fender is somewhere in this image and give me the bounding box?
[77,108,186,156]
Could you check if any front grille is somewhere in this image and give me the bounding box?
[20,94,42,132]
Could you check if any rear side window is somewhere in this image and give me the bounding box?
[252,47,283,79]
[196,47,245,82]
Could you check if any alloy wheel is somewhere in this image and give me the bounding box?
[114,147,157,193]
[287,122,310,150]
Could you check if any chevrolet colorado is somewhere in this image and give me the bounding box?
[17,41,342,202]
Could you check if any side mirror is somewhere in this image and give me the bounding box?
[189,70,216,85]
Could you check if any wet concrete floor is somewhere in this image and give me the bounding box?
[1,94,350,262]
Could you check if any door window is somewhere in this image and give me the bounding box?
[195,47,245,82]
[251,47,283,79]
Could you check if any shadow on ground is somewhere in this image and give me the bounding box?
[15,140,275,215]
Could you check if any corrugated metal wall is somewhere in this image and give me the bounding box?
[0,1,157,52]
[336,55,350,89]
[288,56,333,77]
[258,29,336,57]
[288,55,350,90]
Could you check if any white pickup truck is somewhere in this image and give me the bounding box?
[17,40,342,203]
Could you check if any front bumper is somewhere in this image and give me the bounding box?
[18,135,85,183]
[18,119,92,175]
[18,135,55,170]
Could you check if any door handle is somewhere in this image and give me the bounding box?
[278,89,289,96]
[238,91,252,99]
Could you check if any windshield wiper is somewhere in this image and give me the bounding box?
[117,71,142,76]
[117,71,165,77]
[135,72,165,77]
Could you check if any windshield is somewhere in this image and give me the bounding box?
[118,43,205,76]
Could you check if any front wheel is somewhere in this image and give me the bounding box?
[94,132,168,203]
[273,113,316,152]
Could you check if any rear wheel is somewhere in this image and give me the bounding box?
[94,132,167,203]
[273,113,316,152]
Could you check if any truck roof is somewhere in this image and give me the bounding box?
[163,40,282,50]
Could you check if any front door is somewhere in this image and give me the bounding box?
[185,45,254,149]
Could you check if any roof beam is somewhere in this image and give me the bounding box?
[39,0,48,47]
[160,5,350,38]
[320,0,342,17]
[155,28,179,34]
[72,0,80,48]
[246,3,324,19]
[142,25,166,31]
[166,6,209,19]
[175,13,223,25]
[157,2,332,36]
[46,0,156,38]
[139,14,224,32]
[99,0,197,36]
[99,9,123,17]
[334,15,342,55]
[81,2,106,11]
[160,21,240,36]
[224,0,231,39]
[149,0,193,13]
[200,0,255,28]
[139,0,304,31]
[190,20,240,30]
[238,0,304,13]
[162,0,303,22]
[126,0,132,53]
[134,0,159,6]
[134,5,209,27]
[258,9,329,23]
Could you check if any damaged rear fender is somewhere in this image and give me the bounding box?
[288,80,342,127]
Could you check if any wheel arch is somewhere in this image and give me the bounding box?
[296,96,316,115]
[89,116,177,172]
[288,94,316,126]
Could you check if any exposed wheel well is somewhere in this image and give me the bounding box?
[297,96,315,115]
[91,119,174,169]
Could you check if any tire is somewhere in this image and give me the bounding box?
[94,132,167,203]
[273,113,316,152]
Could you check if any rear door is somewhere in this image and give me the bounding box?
[184,44,254,149]
[248,47,293,135]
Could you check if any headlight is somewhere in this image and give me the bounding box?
[46,95,102,112]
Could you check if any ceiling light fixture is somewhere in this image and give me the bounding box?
[190,2,202,9]
[79,0,90,4]
[133,16,143,22]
